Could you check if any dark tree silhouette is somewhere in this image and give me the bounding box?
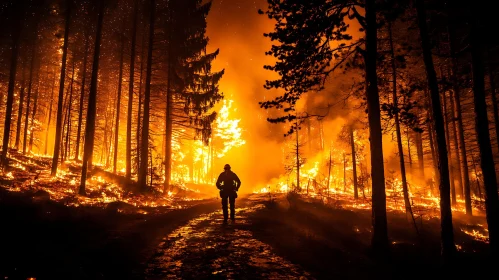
[126,0,139,181]
[113,32,125,174]
[79,0,105,195]
[1,1,23,167]
[469,2,499,257]
[138,0,155,189]
[162,0,224,192]
[51,0,72,176]
[75,29,89,160]
[415,0,456,261]
[258,0,389,256]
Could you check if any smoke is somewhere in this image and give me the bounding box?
[205,0,286,193]
[205,0,423,194]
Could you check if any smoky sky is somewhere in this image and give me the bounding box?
[204,0,290,190]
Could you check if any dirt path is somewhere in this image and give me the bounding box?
[142,199,312,279]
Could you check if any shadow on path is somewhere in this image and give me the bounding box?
[144,201,311,279]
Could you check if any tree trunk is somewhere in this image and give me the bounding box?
[163,3,174,192]
[45,70,57,155]
[138,0,155,189]
[61,82,70,162]
[416,0,456,261]
[79,0,105,195]
[51,1,71,175]
[64,59,76,159]
[327,148,332,195]
[136,27,146,175]
[103,96,112,167]
[23,48,37,155]
[350,125,358,200]
[388,21,411,213]
[75,32,89,161]
[426,89,439,195]
[449,90,464,198]
[416,132,425,179]
[365,0,389,257]
[29,81,40,152]
[164,52,173,192]
[126,0,138,180]
[307,118,312,153]
[319,120,324,151]
[343,152,346,192]
[1,8,22,167]
[295,121,300,191]
[15,61,26,150]
[114,35,125,173]
[406,127,412,167]
[487,55,499,156]
[452,67,472,215]
[469,6,499,257]
[442,91,457,205]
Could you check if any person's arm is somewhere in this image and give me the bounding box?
[216,173,223,189]
[234,173,241,190]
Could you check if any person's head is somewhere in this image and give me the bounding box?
[224,164,231,172]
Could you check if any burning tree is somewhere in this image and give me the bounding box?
[259,0,390,256]
[162,0,224,192]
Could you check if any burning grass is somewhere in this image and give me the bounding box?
[253,168,490,245]
[0,150,211,214]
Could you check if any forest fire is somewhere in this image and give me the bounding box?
[0,0,498,278]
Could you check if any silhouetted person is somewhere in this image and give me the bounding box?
[216,164,241,223]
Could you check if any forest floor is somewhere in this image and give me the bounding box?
[0,188,495,279]
[0,151,495,279]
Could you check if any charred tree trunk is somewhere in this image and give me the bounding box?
[23,48,36,155]
[416,132,425,179]
[138,0,155,189]
[164,68,173,192]
[1,7,22,167]
[15,61,26,150]
[426,89,439,195]
[350,125,358,200]
[126,0,138,180]
[114,34,125,173]
[327,148,332,195]
[44,71,56,155]
[103,97,112,167]
[449,90,464,198]
[307,118,312,153]
[388,21,411,213]
[29,82,40,152]
[319,120,324,151]
[75,33,89,161]
[51,1,71,175]
[452,70,472,215]
[295,120,300,191]
[487,55,499,156]
[365,0,389,257]
[79,0,105,195]
[164,3,173,192]
[416,0,456,261]
[64,59,75,160]
[343,152,346,192]
[469,7,499,257]
[61,82,70,162]
[406,127,412,167]
[136,28,146,175]
[443,92,457,205]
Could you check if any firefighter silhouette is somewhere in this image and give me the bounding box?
[216,164,241,223]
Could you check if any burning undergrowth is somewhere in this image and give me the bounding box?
[0,150,211,214]
[253,155,490,245]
